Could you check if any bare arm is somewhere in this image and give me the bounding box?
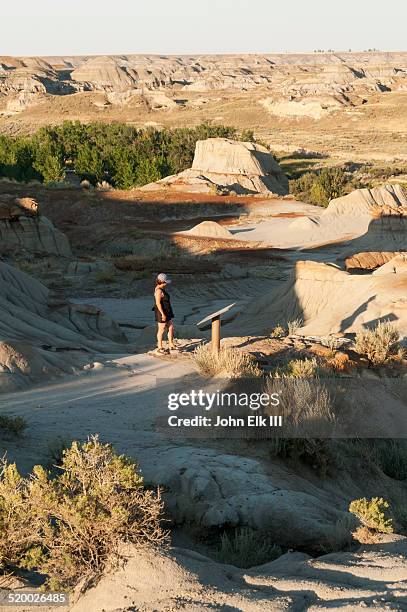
[155,289,166,321]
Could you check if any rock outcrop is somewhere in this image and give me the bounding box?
[232,259,407,338]
[2,52,407,108]
[345,251,402,271]
[289,184,407,252]
[142,138,289,196]
[182,220,233,239]
[71,537,407,611]
[0,195,71,257]
[0,262,127,390]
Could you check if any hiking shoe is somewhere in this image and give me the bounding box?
[155,348,169,355]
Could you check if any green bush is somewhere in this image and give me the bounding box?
[0,437,168,589]
[0,121,252,189]
[290,167,348,207]
[215,527,281,568]
[0,414,27,437]
[349,497,394,533]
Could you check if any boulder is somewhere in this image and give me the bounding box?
[0,195,70,257]
[142,138,289,196]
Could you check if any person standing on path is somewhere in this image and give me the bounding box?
[154,273,178,354]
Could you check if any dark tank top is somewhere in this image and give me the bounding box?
[153,288,174,320]
[160,289,174,318]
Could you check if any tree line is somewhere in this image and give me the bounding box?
[0,122,256,189]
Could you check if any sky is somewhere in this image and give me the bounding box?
[2,0,407,57]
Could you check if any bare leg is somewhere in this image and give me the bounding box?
[157,323,166,349]
[167,321,175,348]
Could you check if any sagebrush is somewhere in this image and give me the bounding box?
[194,345,262,378]
[215,527,281,568]
[0,436,168,589]
[354,322,401,365]
[349,497,394,533]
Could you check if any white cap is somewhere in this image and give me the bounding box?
[157,273,171,284]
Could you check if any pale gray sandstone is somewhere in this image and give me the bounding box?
[142,138,289,196]
[70,536,407,611]
[0,195,71,257]
[0,262,128,390]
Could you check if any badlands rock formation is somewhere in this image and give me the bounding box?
[143,138,289,196]
[2,52,407,106]
[0,195,71,257]
[71,537,407,611]
[233,258,407,338]
[0,262,127,390]
[290,184,407,251]
[182,220,233,239]
[345,251,403,271]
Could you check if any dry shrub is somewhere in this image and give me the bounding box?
[323,515,358,552]
[0,415,27,437]
[93,270,117,284]
[194,345,262,378]
[349,497,394,534]
[354,322,401,365]
[352,525,381,545]
[287,318,303,336]
[270,325,285,339]
[265,378,335,475]
[267,377,335,435]
[0,437,168,590]
[215,527,281,568]
[286,358,319,378]
[0,463,36,570]
[326,352,351,373]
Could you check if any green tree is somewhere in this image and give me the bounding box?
[75,144,104,184]
[310,167,347,207]
[134,157,162,186]
[34,145,65,184]
[112,152,136,189]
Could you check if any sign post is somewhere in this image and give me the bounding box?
[197,304,235,355]
[212,315,221,354]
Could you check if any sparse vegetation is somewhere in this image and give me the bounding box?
[354,321,402,365]
[215,527,281,568]
[287,318,303,335]
[0,437,168,590]
[94,270,118,284]
[270,325,286,338]
[323,515,358,552]
[0,414,27,437]
[372,440,407,481]
[265,377,335,475]
[286,358,319,378]
[194,345,262,378]
[45,436,73,471]
[349,497,394,534]
[290,167,360,207]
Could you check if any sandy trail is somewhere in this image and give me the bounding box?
[1,353,195,474]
